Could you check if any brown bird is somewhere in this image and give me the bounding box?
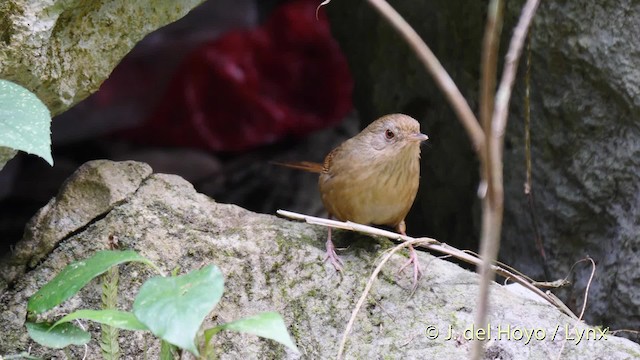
[278,114,428,284]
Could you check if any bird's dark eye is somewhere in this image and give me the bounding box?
[385,129,395,140]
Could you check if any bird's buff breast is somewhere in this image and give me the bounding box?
[318,153,420,227]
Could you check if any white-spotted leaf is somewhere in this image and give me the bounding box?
[0,80,52,165]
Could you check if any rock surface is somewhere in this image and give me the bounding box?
[0,148,18,172]
[0,160,152,288]
[327,0,640,336]
[0,0,204,116]
[0,160,639,359]
[502,0,640,336]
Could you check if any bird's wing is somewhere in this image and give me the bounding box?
[322,147,339,173]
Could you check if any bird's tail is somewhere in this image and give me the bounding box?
[271,161,324,174]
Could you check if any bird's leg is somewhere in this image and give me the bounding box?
[324,222,344,271]
[396,221,422,289]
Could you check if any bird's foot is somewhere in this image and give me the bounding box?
[324,238,344,271]
[398,244,422,290]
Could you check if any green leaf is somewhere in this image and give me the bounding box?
[0,80,52,165]
[133,265,224,356]
[26,322,91,349]
[160,340,179,360]
[204,312,299,353]
[28,250,160,314]
[53,309,148,331]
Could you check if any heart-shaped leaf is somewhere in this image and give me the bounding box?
[133,265,224,355]
[0,80,52,166]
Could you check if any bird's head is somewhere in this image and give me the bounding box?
[362,114,429,154]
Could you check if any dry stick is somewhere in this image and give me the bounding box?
[366,0,485,155]
[479,0,504,201]
[523,32,541,254]
[554,257,596,360]
[277,209,578,315]
[492,0,541,136]
[472,1,540,359]
[335,239,428,360]
[474,3,505,360]
[523,29,549,278]
[276,209,579,358]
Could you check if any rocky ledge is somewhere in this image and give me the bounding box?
[0,160,638,359]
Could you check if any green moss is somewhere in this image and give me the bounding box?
[242,264,254,299]
[221,248,236,258]
[0,2,18,46]
[261,338,286,359]
[287,299,308,342]
[296,233,320,246]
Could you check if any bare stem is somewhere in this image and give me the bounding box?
[472,0,540,359]
[492,0,541,137]
[523,30,547,268]
[479,0,504,200]
[366,0,485,153]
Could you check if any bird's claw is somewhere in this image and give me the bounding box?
[398,245,422,290]
[324,239,344,271]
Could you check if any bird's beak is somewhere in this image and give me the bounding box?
[409,132,429,142]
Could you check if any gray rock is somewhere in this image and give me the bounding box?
[0,0,206,167]
[0,160,152,288]
[0,160,638,359]
[327,0,640,335]
[502,0,640,336]
[0,0,205,116]
[0,147,18,172]
[0,149,19,196]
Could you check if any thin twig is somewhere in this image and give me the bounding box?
[366,0,485,153]
[555,257,596,360]
[576,257,596,321]
[479,0,504,202]
[523,28,548,277]
[523,31,533,197]
[492,0,541,137]
[277,209,576,320]
[473,1,506,359]
[472,1,540,359]
[335,239,428,359]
